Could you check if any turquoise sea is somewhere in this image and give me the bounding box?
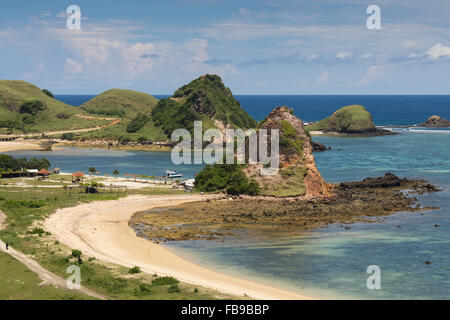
[6,95,450,299]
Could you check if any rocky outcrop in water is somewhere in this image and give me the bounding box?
[244,106,331,198]
[419,115,450,127]
[129,173,440,242]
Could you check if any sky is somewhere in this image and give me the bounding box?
[1,0,450,94]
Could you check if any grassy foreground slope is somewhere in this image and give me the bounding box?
[0,186,235,300]
[152,74,257,135]
[0,80,109,133]
[0,251,92,300]
[306,105,376,133]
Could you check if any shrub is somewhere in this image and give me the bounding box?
[26,228,46,236]
[5,200,46,208]
[126,114,150,133]
[118,136,131,144]
[151,276,179,286]
[42,89,54,98]
[128,266,141,274]
[19,100,47,115]
[93,277,127,294]
[71,249,82,258]
[57,113,71,119]
[168,284,181,293]
[195,163,259,195]
[134,283,153,296]
[22,115,35,124]
[61,133,75,140]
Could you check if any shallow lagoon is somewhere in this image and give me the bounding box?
[167,130,450,299]
[5,130,450,299]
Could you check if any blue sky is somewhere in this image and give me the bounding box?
[1,0,450,94]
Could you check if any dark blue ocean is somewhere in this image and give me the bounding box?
[10,95,450,299]
[56,94,450,126]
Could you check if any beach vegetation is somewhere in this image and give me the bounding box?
[168,284,181,293]
[0,154,50,171]
[195,163,259,196]
[151,276,179,286]
[128,266,141,274]
[61,132,75,140]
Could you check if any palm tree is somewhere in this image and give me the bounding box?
[113,170,119,178]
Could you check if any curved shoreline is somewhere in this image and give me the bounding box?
[44,194,314,300]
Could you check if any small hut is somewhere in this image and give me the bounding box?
[72,172,85,184]
[27,169,39,177]
[37,169,50,180]
[52,167,61,174]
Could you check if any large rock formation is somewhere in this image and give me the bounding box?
[244,106,331,198]
[419,115,450,127]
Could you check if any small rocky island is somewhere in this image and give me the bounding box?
[305,105,397,136]
[419,115,450,127]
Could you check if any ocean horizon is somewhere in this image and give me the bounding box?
[55,94,450,127]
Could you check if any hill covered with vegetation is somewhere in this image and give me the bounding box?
[74,89,166,142]
[0,80,109,134]
[306,105,377,134]
[152,74,257,136]
[80,89,158,119]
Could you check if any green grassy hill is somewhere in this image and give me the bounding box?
[152,74,257,135]
[80,89,158,118]
[0,80,109,134]
[76,89,166,142]
[306,105,376,133]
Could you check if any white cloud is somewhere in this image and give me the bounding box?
[425,43,450,60]
[64,58,84,74]
[361,66,383,84]
[316,71,329,85]
[336,52,352,60]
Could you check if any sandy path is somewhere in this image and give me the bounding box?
[0,116,121,140]
[0,210,108,300]
[44,194,313,300]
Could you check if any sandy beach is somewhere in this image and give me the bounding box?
[0,141,42,153]
[44,194,314,300]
